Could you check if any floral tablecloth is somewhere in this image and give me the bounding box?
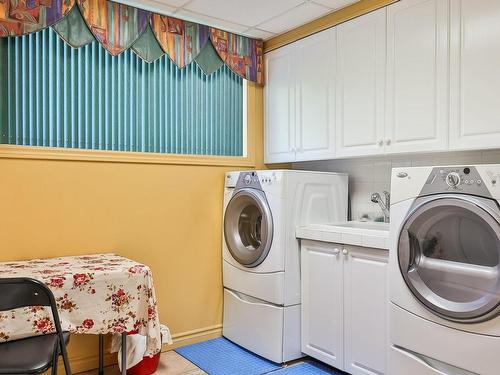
[0,253,161,356]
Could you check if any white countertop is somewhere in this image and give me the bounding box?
[296,221,390,250]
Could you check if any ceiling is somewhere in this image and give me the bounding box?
[124,0,359,40]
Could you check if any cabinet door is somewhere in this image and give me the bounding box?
[301,240,344,369]
[386,0,449,154]
[264,44,295,163]
[343,246,388,375]
[295,29,336,162]
[450,0,500,150]
[336,8,386,157]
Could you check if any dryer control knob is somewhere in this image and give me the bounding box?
[446,172,461,187]
[244,175,252,184]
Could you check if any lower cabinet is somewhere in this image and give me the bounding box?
[301,240,388,375]
[301,241,344,369]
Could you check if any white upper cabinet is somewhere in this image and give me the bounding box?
[450,0,500,150]
[264,0,500,164]
[264,29,335,164]
[295,29,336,162]
[385,0,449,154]
[264,44,296,164]
[336,8,386,157]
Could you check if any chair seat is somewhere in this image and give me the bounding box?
[0,332,70,374]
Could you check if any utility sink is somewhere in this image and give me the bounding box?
[329,221,389,231]
[296,221,390,250]
[304,221,389,233]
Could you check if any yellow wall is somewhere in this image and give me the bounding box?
[0,83,267,373]
[1,161,229,370]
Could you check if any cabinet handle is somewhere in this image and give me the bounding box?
[333,248,340,255]
[385,139,391,146]
[378,140,383,146]
[342,248,348,256]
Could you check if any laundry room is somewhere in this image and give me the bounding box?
[0,0,499,375]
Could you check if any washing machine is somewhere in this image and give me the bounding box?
[222,170,348,363]
[389,165,500,375]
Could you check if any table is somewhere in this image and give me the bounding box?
[0,254,161,374]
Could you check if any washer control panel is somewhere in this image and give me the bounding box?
[227,171,281,189]
[421,166,491,197]
[235,171,263,191]
[259,171,279,186]
[243,174,253,185]
[225,172,240,188]
[445,171,461,187]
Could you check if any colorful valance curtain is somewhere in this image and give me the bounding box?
[0,0,264,84]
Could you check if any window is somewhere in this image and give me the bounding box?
[0,28,245,157]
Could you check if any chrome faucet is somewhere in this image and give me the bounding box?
[371,191,390,223]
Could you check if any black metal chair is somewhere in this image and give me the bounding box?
[0,278,71,375]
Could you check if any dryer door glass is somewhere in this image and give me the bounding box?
[398,196,500,322]
[224,189,273,268]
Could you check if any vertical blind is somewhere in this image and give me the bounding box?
[0,28,244,156]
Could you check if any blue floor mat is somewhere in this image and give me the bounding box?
[175,337,282,375]
[271,362,344,374]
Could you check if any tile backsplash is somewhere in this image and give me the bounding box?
[293,150,500,221]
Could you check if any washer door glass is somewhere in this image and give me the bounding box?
[399,196,500,322]
[224,189,273,268]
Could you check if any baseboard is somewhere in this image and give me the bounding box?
[165,324,223,351]
[68,352,117,374]
[61,324,223,374]
[49,352,117,375]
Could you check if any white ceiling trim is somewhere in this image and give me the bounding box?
[114,0,359,40]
